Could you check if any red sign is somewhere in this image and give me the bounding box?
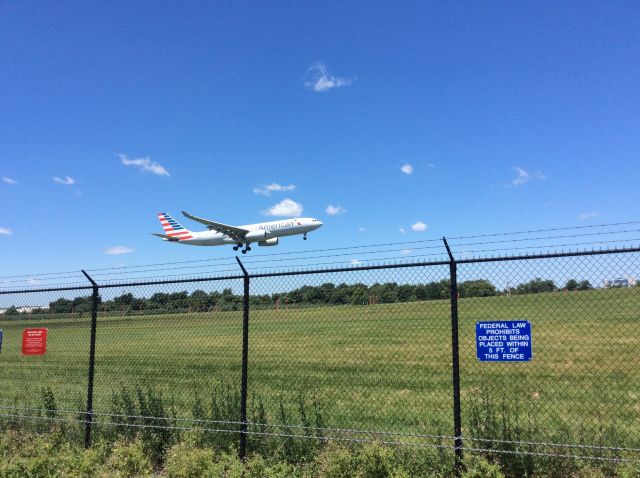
[22,328,47,355]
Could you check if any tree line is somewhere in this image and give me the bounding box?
[0,277,596,318]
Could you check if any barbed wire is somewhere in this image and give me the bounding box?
[2,220,638,281]
[1,405,639,455]
[448,228,640,249]
[464,446,640,464]
[3,239,639,290]
[0,405,450,441]
[465,435,640,453]
[5,227,640,286]
[448,220,640,240]
[87,244,450,279]
[0,412,450,450]
[453,238,640,257]
[1,412,638,463]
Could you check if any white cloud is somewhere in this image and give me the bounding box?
[253,183,296,196]
[262,198,303,217]
[511,167,530,185]
[511,166,545,186]
[325,205,346,215]
[104,246,134,255]
[400,248,413,255]
[358,227,366,232]
[119,154,169,177]
[26,278,40,285]
[53,176,75,185]
[2,177,16,184]
[411,221,428,232]
[400,164,413,175]
[0,227,12,236]
[399,227,406,234]
[349,259,362,265]
[304,62,353,92]
[578,212,601,220]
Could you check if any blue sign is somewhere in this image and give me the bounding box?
[476,321,532,362]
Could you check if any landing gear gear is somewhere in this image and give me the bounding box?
[233,244,240,251]
[241,243,252,254]
[303,233,308,240]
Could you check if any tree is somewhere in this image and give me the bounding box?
[350,285,369,305]
[4,306,19,316]
[320,283,337,304]
[376,282,398,303]
[218,288,240,311]
[424,280,450,300]
[565,279,578,291]
[515,278,556,295]
[332,283,353,305]
[188,290,210,312]
[460,280,497,298]
[49,298,73,314]
[113,293,135,309]
[72,295,99,314]
[577,280,591,290]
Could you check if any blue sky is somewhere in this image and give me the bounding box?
[1,1,639,278]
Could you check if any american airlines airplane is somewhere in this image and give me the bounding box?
[153,211,323,253]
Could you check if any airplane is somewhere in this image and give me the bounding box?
[152,211,323,253]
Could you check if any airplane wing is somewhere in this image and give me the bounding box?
[151,233,181,242]
[181,211,249,240]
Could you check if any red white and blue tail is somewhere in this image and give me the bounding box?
[157,212,194,240]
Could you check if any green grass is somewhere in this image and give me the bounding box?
[0,287,638,450]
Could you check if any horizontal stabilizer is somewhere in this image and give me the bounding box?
[151,233,180,242]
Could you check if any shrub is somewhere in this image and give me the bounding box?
[616,462,640,478]
[136,386,176,466]
[165,442,215,478]
[571,465,606,478]
[105,440,152,477]
[244,454,299,478]
[394,445,454,478]
[314,444,355,478]
[109,385,177,466]
[355,443,401,478]
[462,456,505,478]
[205,451,244,478]
[314,443,410,478]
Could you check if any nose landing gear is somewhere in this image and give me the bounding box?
[303,233,308,241]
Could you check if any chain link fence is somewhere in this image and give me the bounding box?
[0,247,639,472]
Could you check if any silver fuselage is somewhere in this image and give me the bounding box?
[178,217,322,246]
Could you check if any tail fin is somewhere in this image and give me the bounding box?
[157,212,193,240]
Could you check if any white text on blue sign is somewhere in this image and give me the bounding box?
[476,321,532,362]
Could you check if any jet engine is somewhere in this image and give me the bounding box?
[258,238,279,247]
[245,230,267,241]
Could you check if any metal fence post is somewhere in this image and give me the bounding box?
[81,270,99,448]
[443,239,464,475]
[236,258,250,461]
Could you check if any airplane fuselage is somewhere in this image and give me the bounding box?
[177,217,322,246]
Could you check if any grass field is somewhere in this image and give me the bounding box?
[0,287,638,450]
